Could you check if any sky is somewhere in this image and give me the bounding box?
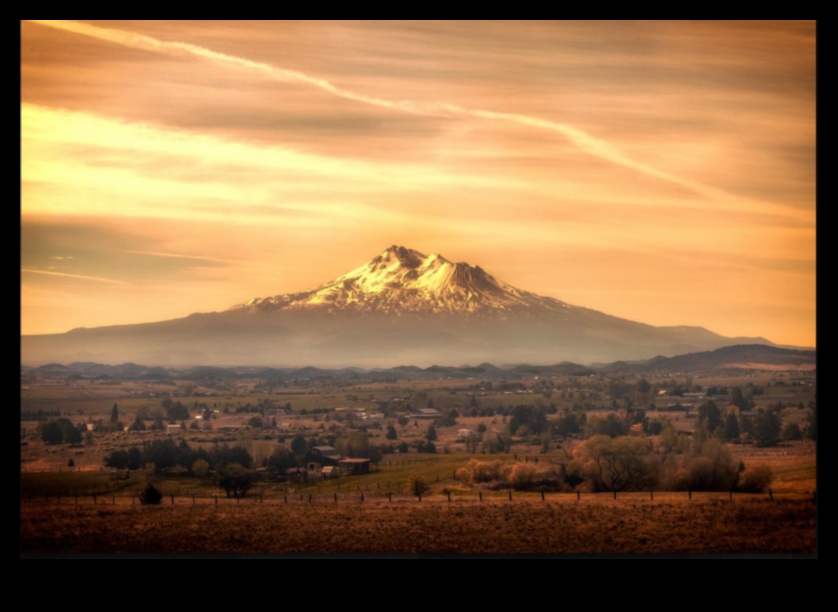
[21,21,816,347]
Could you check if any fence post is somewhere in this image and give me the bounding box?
[479,491,483,503]
[418,493,422,502]
[193,495,196,505]
[171,495,175,505]
[729,490,733,502]
[309,494,312,503]
[688,489,692,500]
[334,493,337,503]
[768,488,774,502]
[360,493,364,503]
[650,489,654,501]
[215,495,218,506]
[576,490,580,501]
[93,494,97,504]
[132,496,135,506]
[236,496,240,505]
[447,491,451,503]
[541,491,545,502]
[613,490,617,500]
[508,491,512,501]
[388,492,392,503]
[112,496,115,505]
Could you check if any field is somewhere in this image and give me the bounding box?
[21,494,815,555]
[20,368,817,556]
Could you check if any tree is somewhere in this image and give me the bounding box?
[729,387,748,410]
[110,403,119,424]
[753,409,781,447]
[697,401,722,434]
[580,435,656,492]
[781,422,802,441]
[127,446,142,470]
[139,482,163,505]
[129,415,146,432]
[425,424,437,442]
[406,474,429,497]
[104,450,130,470]
[723,410,740,441]
[266,445,295,480]
[192,458,210,478]
[291,435,308,463]
[683,438,739,491]
[336,431,381,462]
[40,421,64,444]
[386,424,398,440]
[40,418,81,445]
[216,463,255,498]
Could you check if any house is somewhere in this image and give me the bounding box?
[306,446,341,466]
[166,423,181,434]
[410,408,441,420]
[338,458,371,475]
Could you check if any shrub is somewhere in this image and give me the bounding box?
[509,463,537,490]
[737,465,773,493]
[139,483,163,505]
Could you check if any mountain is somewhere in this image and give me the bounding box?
[21,245,776,367]
[229,245,566,316]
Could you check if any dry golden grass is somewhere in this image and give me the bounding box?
[21,495,816,555]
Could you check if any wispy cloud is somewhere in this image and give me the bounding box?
[123,250,239,264]
[27,20,809,222]
[21,268,129,285]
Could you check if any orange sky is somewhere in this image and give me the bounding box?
[21,21,816,348]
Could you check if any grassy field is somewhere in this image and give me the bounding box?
[20,495,816,555]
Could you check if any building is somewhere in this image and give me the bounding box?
[338,458,371,475]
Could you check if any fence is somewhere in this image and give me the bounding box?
[22,488,815,507]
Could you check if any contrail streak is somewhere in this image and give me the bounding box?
[21,268,129,285]
[28,20,806,218]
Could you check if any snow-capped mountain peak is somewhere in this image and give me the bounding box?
[229,245,567,315]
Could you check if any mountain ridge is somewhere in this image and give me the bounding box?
[21,245,782,367]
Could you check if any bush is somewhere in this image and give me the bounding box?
[737,465,773,493]
[139,483,163,505]
[509,463,537,490]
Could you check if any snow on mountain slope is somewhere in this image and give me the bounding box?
[229,245,570,315]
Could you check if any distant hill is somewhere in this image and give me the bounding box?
[20,345,814,382]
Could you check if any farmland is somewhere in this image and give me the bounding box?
[20,365,817,556]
